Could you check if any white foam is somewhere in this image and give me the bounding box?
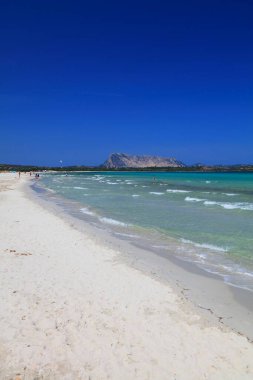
[184,196,253,211]
[149,192,165,195]
[99,217,129,227]
[180,238,228,252]
[222,203,253,211]
[107,182,118,185]
[196,253,207,260]
[166,189,190,193]
[80,208,95,216]
[204,201,253,211]
[222,193,237,196]
[185,197,205,202]
[132,194,140,197]
[203,201,216,206]
[74,186,88,190]
[217,264,253,277]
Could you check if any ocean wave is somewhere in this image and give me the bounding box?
[204,201,253,211]
[99,217,129,227]
[80,208,95,216]
[166,189,191,193]
[222,193,237,196]
[195,253,207,260]
[107,182,118,185]
[203,201,217,206]
[132,194,140,197]
[185,197,205,202]
[74,186,88,190]
[149,192,165,195]
[218,264,253,277]
[46,188,56,193]
[180,238,228,252]
[185,196,253,211]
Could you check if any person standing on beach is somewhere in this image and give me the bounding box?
[18,172,21,178]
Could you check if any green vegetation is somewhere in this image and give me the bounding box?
[1,163,253,173]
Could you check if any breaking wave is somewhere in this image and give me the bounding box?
[166,189,191,193]
[80,207,95,216]
[180,238,228,252]
[185,197,205,202]
[99,217,129,227]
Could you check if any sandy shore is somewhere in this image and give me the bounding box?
[0,173,253,379]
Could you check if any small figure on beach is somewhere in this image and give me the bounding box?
[18,172,21,178]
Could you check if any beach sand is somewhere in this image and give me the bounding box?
[0,173,253,379]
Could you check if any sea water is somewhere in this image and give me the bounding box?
[39,172,253,291]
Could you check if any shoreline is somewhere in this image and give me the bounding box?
[38,170,253,294]
[1,173,253,379]
[32,174,253,341]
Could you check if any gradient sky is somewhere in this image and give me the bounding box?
[1,0,253,166]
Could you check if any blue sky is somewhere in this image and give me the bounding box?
[0,0,252,166]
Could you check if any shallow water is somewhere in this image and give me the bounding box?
[39,172,253,291]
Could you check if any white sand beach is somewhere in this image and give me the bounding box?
[0,173,253,380]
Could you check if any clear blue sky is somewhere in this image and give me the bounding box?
[1,0,252,166]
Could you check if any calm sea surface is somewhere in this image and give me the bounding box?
[39,172,253,291]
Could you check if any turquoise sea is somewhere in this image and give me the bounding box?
[39,172,253,291]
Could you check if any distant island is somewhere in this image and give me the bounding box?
[103,153,185,168]
[0,152,253,172]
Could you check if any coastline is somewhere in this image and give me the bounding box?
[33,173,253,340]
[1,173,253,379]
